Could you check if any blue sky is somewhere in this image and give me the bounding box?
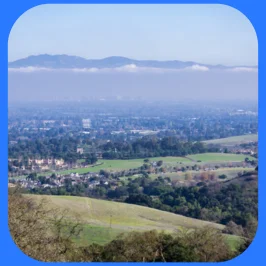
[8,4,257,66]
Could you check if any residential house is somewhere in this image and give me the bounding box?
[77,148,84,154]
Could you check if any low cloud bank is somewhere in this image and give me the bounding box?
[8,64,257,74]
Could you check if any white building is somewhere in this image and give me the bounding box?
[82,119,91,129]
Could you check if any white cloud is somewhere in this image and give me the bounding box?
[8,67,52,73]
[184,64,209,71]
[72,67,99,73]
[8,65,166,74]
[8,64,257,74]
[228,67,258,73]
[115,64,138,72]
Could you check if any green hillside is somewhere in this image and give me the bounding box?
[30,195,225,245]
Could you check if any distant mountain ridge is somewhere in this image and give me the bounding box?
[8,54,258,70]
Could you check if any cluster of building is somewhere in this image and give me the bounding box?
[8,158,66,172]
[28,158,65,166]
[11,172,114,190]
[232,149,256,155]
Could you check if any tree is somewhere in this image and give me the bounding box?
[125,194,153,207]
[8,188,83,262]
[51,173,57,179]
[223,221,244,236]
[157,160,163,167]
[27,172,38,181]
[38,175,47,184]
[218,174,227,179]
[163,227,234,262]
[244,217,258,240]
[100,228,235,262]
[143,163,150,170]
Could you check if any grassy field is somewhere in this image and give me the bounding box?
[187,153,253,162]
[44,157,191,176]
[149,167,249,181]
[203,134,258,146]
[30,195,225,246]
[148,157,191,163]
[18,159,148,177]
[52,154,250,175]
[9,153,254,179]
[74,224,125,246]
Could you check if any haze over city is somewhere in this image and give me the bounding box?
[8,4,257,103]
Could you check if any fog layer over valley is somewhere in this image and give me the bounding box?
[9,70,257,102]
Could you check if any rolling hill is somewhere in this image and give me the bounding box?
[29,194,225,245]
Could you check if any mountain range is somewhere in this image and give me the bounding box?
[8,54,258,71]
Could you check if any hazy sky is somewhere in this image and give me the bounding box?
[9,70,258,102]
[8,4,257,66]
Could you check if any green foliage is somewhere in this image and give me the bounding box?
[83,228,235,262]
[219,174,227,179]
[101,137,217,159]
[8,188,83,262]
[8,137,98,164]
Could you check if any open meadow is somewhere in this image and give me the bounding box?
[58,153,252,175]
[187,153,253,162]
[203,134,258,146]
[42,157,192,176]
[29,194,225,246]
[10,153,255,179]
[148,167,250,181]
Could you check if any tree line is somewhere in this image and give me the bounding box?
[101,136,219,159]
[9,135,220,165]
